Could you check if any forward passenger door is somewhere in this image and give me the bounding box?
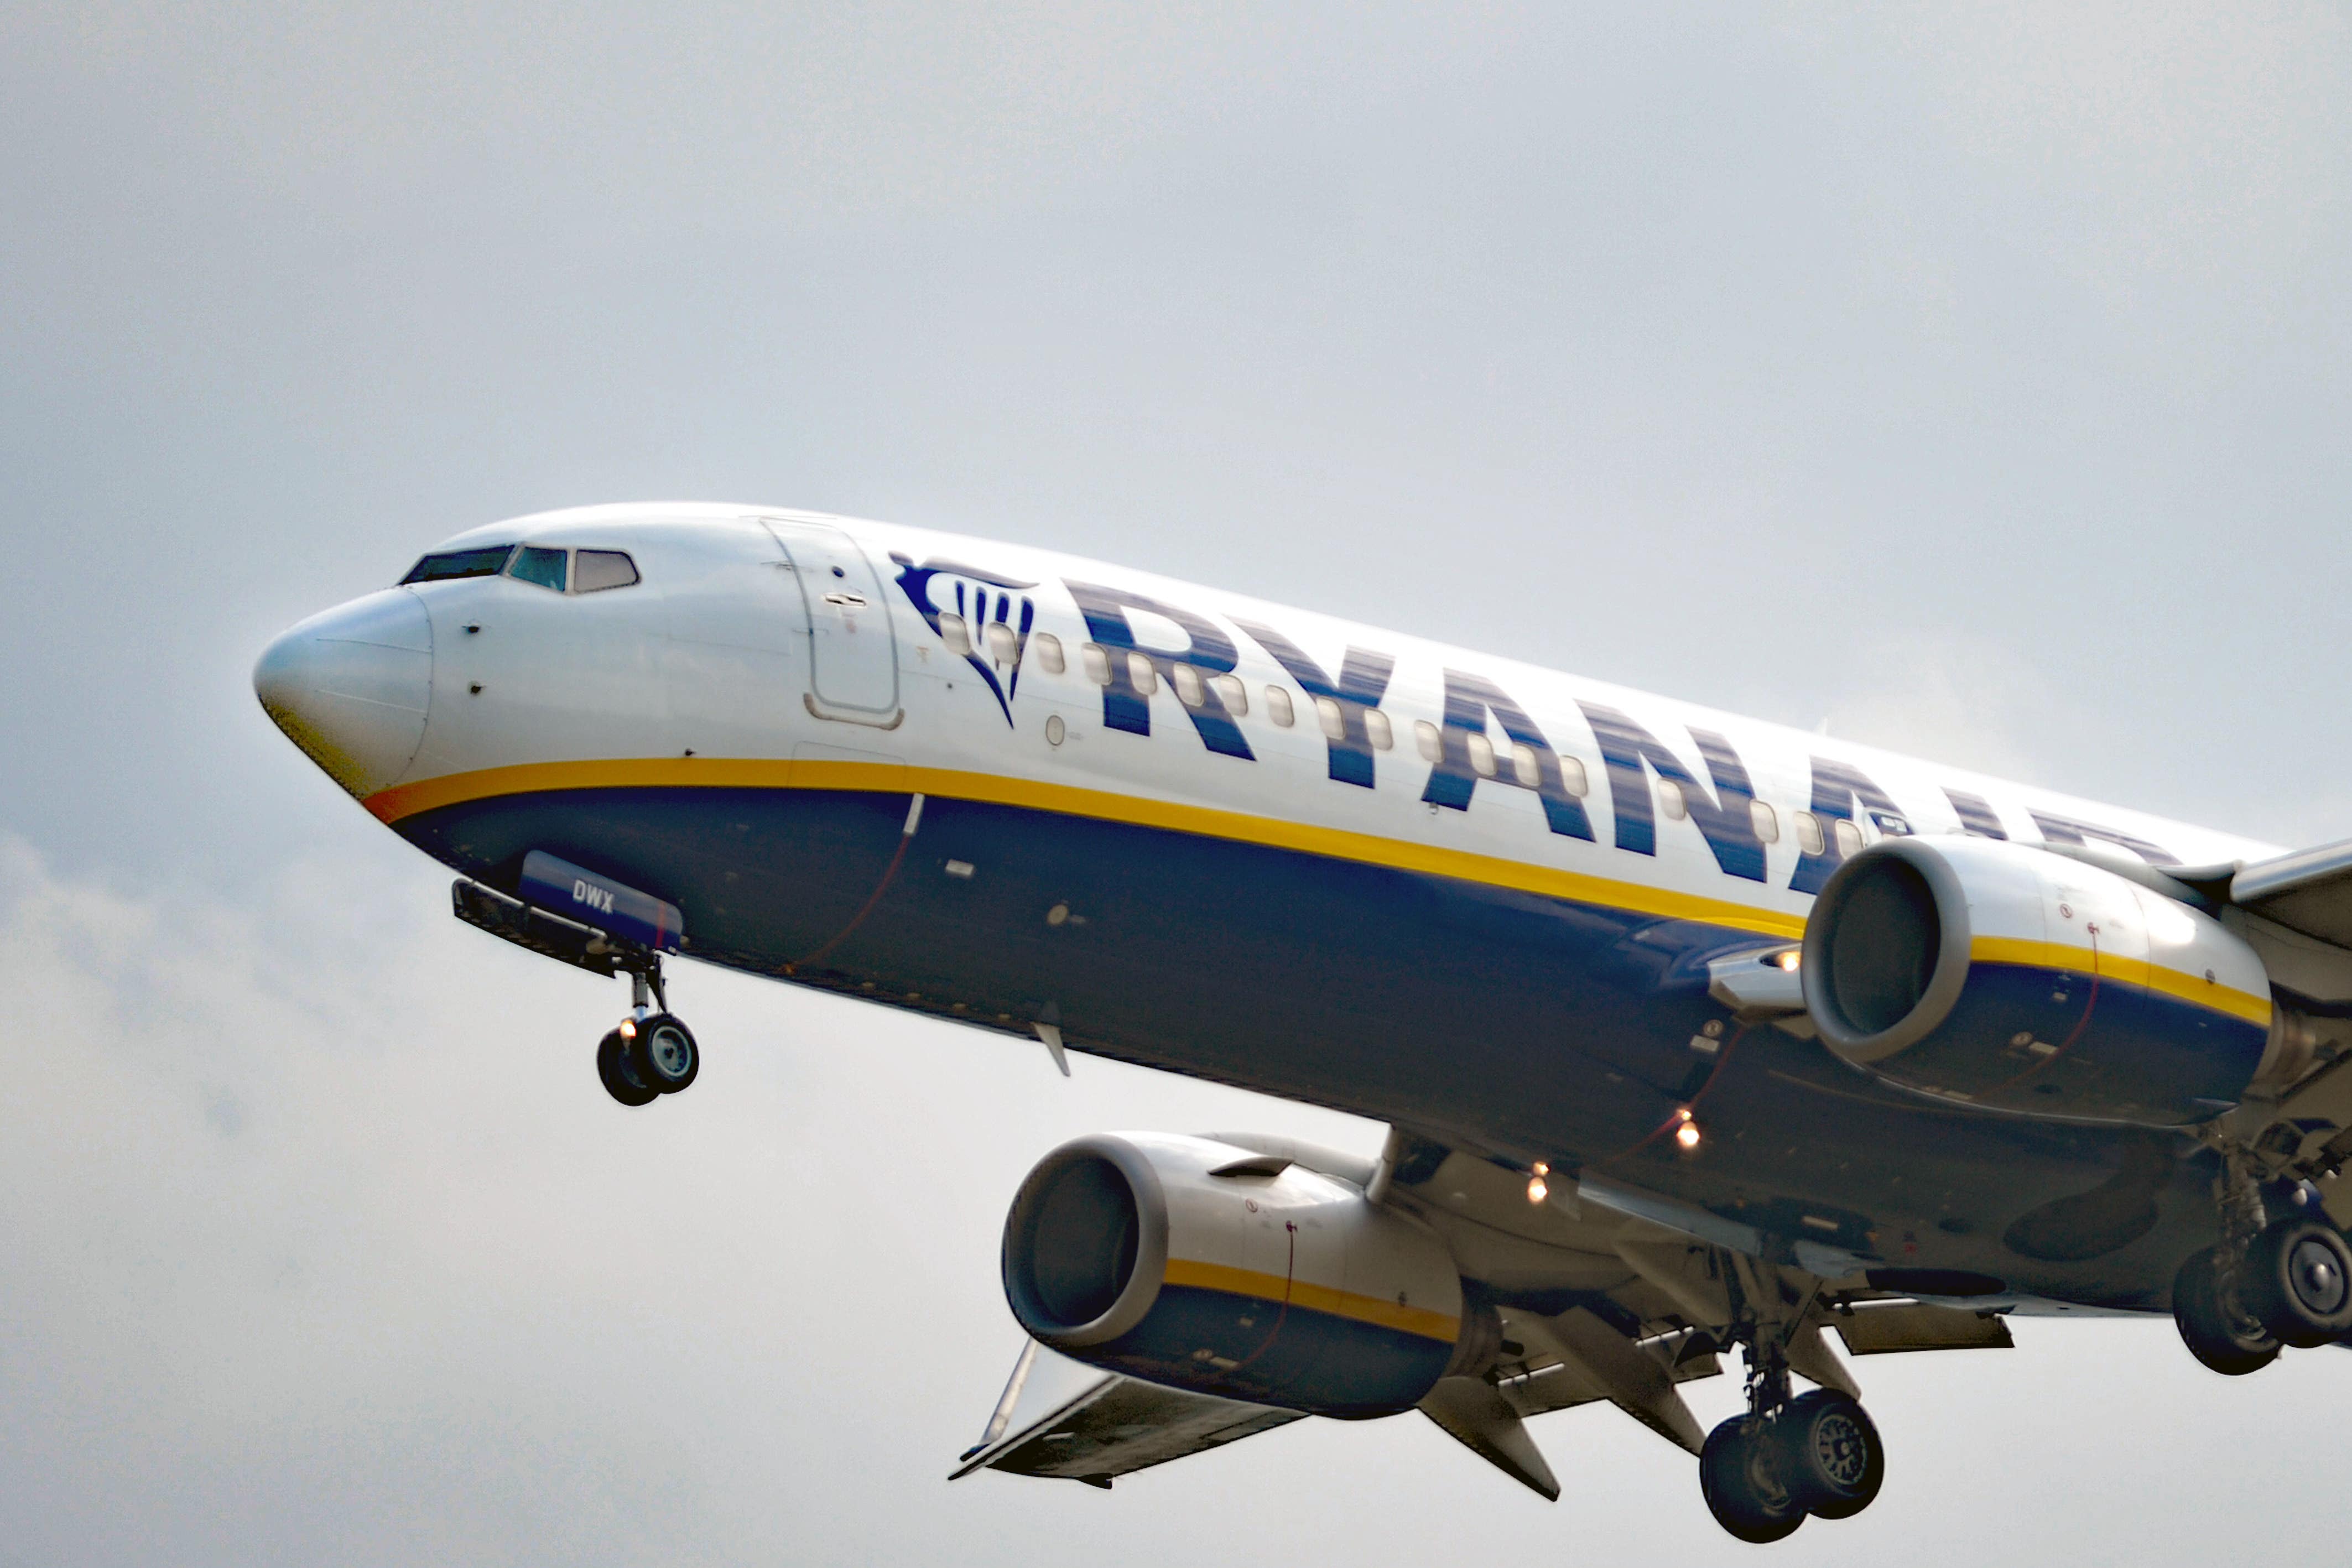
[767,519,902,726]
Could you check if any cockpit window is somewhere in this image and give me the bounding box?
[402,544,516,584]
[507,545,569,592]
[573,549,640,592]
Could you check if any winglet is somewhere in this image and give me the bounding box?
[1418,1377,1560,1501]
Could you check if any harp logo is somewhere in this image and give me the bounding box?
[889,553,1039,726]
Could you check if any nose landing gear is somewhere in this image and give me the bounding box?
[447,868,702,1112]
[595,961,700,1109]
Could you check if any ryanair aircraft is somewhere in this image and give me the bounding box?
[256,504,2352,1541]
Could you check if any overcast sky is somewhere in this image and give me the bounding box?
[7,4,2352,1563]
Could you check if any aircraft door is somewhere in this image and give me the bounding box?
[767,519,902,725]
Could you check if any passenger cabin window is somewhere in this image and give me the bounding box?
[1211,673,1248,716]
[402,544,515,584]
[1466,732,1498,778]
[1511,742,1541,788]
[938,613,974,656]
[1081,643,1113,685]
[1034,633,1066,674]
[1365,709,1393,751]
[1266,686,1295,727]
[985,622,1020,664]
[574,550,640,592]
[1313,695,1346,740]
[1750,799,1781,843]
[1558,756,1589,798]
[1126,651,1159,696]
[1833,818,1865,857]
[1657,779,1688,821]
[507,545,568,592]
[1173,664,1206,708]
[1414,719,1442,761]
[1795,811,1825,856]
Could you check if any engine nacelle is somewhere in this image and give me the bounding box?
[1801,835,2283,1124]
[1000,1132,1475,1417]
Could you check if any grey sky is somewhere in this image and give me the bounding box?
[5,4,2351,1562]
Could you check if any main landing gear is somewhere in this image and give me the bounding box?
[2173,1159,2352,1373]
[595,960,700,1109]
[1698,1335,1886,1542]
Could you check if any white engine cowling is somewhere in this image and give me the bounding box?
[1801,836,2284,1124]
[1000,1132,1475,1416]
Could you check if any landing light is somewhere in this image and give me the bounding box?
[1526,1176,1548,1205]
[1675,1119,1703,1152]
[1776,950,1801,972]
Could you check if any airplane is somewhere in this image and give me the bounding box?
[252,502,2352,1541]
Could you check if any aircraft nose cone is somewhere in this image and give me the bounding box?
[254,588,434,799]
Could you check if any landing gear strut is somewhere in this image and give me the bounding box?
[595,958,700,1108]
[1698,1331,1885,1541]
[2173,1153,2352,1370]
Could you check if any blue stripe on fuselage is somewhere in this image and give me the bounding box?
[396,783,2225,1309]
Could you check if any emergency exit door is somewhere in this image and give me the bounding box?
[766,519,902,723]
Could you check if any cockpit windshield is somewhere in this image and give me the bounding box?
[399,542,639,592]
[401,544,514,584]
[507,545,568,591]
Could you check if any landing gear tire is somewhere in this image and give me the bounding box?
[596,1028,658,1107]
[1700,1416,1805,1544]
[626,1013,699,1095]
[2242,1220,2352,1348]
[2173,1247,2281,1375]
[1775,1389,1883,1519]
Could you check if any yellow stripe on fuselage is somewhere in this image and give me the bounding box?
[367,758,2272,1028]
[1968,936,2272,1028]
[363,756,1808,939]
[1160,1257,1460,1342]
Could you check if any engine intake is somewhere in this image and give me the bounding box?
[1002,1133,1474,1416]
[1802,836,2280,1124]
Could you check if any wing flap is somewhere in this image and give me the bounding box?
[952,1342,1302,1487]
[1833,1302,2014,1355]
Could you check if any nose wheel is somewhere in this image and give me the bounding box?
[596,961,700,1108]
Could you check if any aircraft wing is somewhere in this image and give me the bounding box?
[950,1340,1303,1488]
[1365,1128,2017,1495]
[2234,839,2352,950]
[956,1129,2011,1502]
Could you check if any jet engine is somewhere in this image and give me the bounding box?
[1801,835,2292,1124]
[1000,1132,1481,1416]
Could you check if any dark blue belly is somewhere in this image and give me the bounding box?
[397,782,2227,1308]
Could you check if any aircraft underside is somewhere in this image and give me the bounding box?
[398,779,2241,1310]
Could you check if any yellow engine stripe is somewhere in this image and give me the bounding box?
[363,756,1808,939]
[1160,1257,1460,1342]
[1968,936,2272,1027]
